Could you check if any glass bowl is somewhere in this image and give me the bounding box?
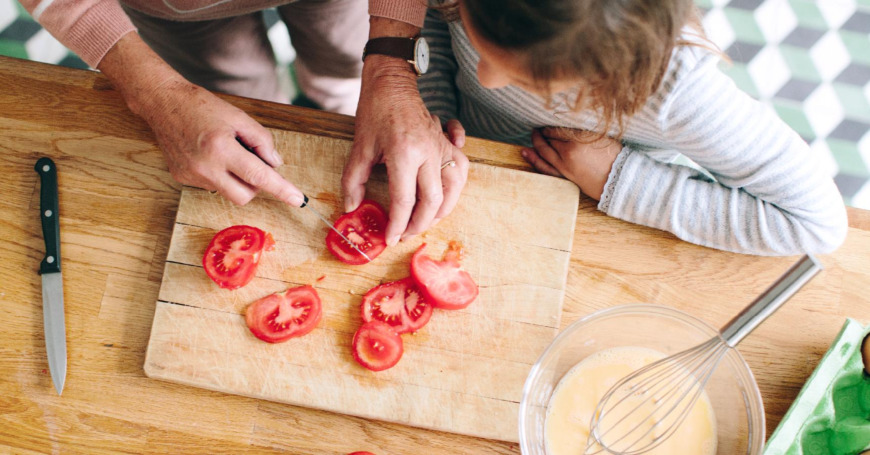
[519,304,765,454]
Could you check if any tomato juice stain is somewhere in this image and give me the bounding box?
[445,240,465,261]
[314,192,340,216]
[315,192,338,204]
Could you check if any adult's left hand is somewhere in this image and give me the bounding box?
[342,55,469,246]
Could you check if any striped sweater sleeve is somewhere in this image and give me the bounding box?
[17,0,135,68]
[599,53,848,256]
[417,8,459,121]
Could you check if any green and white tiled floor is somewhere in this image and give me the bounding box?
[699,0,870,209]
[2,0,870,209]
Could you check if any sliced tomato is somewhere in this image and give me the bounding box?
[410,243,479,310]
[326,200,388,265]
[203,225,274,289]
[362,277,433,334]
[245,285,322,343]
[352,321,403,372]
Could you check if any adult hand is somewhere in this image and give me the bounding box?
[522,128,623,200]
[343,56,469,246]
[433,114,466,149]
[139,78,304,206]
[98,33,305,207]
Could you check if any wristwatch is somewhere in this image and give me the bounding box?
[363,36,429,76]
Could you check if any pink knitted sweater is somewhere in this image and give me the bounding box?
[18,0,427,68]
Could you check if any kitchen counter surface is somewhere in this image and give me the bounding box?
[2,55,869,454]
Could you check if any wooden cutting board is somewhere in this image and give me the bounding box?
[144,130,579,442]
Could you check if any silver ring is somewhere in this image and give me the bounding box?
[440,160,456,170]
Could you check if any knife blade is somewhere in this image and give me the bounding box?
[301,195,372,263]
[35,157,67,395]
[233,137,372,263]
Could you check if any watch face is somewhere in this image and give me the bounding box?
[414,38,429,75]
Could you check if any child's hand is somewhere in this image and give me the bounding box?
[522,128,623,200]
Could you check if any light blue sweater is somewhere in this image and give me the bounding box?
[418,9,848,256]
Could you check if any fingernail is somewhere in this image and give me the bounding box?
[400,233,415,243]
[345,196,359,213]
[272,149,284,166]
[387,235,400,247]
[432,217,442,226]
[521,149,529,158]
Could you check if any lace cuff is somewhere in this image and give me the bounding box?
[597,145,633,213]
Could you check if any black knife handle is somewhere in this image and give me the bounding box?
[35,157,61,274]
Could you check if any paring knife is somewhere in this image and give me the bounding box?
[35,157,67,395]
[234,137,372,263]
[300,195,372,263]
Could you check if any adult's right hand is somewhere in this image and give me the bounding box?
[98,33,305,207]
[343,56,469,247]
[138,77,305,206]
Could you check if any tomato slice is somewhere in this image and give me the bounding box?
[326,200,388,265]
[352,321,403,371]
[410,243,479,310]
[203,225,275,289]
[245,285,322,343]
[362,277,433,334]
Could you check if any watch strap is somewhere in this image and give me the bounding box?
[363,37,416,62]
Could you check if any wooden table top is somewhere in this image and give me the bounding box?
[2,55,869,454]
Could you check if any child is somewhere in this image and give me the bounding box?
[418,0,848,256]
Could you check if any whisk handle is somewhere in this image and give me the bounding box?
[720,255,822,347]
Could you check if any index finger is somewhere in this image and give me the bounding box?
[228,150,305,207]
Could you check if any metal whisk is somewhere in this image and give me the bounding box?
[585,255,822,455]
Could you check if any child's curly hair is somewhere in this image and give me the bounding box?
[446,0,716,140]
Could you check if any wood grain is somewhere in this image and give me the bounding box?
[145,130,580,442]
[3,55,870,454]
